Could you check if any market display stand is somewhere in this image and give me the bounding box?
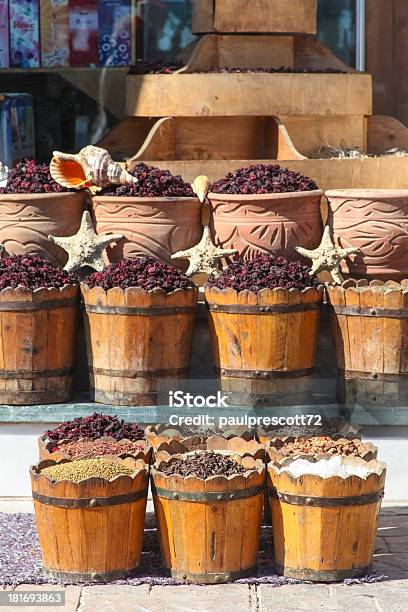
[98,0,408,189]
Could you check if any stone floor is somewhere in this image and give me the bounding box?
[1,506,407,612]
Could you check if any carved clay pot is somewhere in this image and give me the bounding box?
[327,189,408,279]
[90,196,202,269]
[208,190,323,261]
[0,192,87,266]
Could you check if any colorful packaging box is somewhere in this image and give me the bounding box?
[9,0,40,68]
[0,0,10,68]
[40,0,70,67]
[99,0,131,66]
[69,0,99,66]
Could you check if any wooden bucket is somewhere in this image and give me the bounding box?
[30,458,149,582]
[37,435,152,463]
[327,279,408,406]
[145,424,259,451]
[205,286,323,406]
[268,457,386,581]
[152,454,265,583]
[0,285,78,404]
[81,284,198,406]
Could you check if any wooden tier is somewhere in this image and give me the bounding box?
[126,72,372,118]
[192,0,318,35]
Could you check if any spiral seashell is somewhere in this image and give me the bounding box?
[50,146,137,190]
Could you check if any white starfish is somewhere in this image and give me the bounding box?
[296,225,360,285]
[171,226,237,277]
[48,210,123,272]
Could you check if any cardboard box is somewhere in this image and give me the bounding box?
[0,0,10,68]
[40,0,70,67]
[69,0,99,66]
[9,0,40,68]
[99,0,131,66]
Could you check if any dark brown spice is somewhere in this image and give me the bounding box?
[159,451,246,479]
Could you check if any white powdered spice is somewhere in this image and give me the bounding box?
[272,456,380,479]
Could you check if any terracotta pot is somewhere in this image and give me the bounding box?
[0,192,87,266]
[208,190,323,261]
[327,189,408,279]
[90,196,202,270]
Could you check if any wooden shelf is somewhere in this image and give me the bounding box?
[192,0,318,35]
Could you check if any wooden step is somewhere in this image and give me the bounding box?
[192,0,318,35]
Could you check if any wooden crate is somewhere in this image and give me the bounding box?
[192,0,318,35]
[126,72,372,118]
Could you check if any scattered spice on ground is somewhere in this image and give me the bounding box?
[210,163,318,195]
[0,255,77,290]
[159,451,246,479]
[0,159,71,194]
[55,438,146,459]
[207,253,319,292]
[273,436,368,457]
[45,413,144,447]
[40,458,135,483]
[84,256,194,292]
[100,162,194,198]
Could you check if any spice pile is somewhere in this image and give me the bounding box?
[40,458,135,483]
[0,255,77,290]
[85,256,194,292]
[45,413,144,450]
[53,438,146,459]
[0,159,70,194]
[129,59,183,74]
[200,67,347,74]
[207,253,319,292]
[159,451,246,478]
[100,163,194,198]
[210,164,318,195]
[273,436,367,457]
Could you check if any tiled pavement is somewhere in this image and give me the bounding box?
[1,506,407,612]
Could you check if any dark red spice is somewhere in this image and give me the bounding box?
[198,66,347,74]
[129,59,183,74]
[54,438,146,459]
[0,255,77,290]
[45,413,144,446]
[207,253,318,292]
[84,256,194,292]
[0,159,71,194]
[159,451,246,478]
[210,163,318,195]
[100,163,194,198]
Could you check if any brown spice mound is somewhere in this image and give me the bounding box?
[159,451,246,479]
[275,436,366,457]
[55,438,146,459]
[41,458,135,482]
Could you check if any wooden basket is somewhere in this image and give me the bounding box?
[30,457,149,582]
[81,284,198,406]
[327,279,408,405]
[267,457,386,580]
[145,423,259,450]
[152,453,265,583]
[37,435,152,463]
[0,285,78,404]
[205,285,324,406]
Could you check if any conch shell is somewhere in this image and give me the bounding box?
[50,145,137,190]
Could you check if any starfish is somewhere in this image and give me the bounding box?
[295,225,360,285]
[48,210,123,272]
[171,226,237,277]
